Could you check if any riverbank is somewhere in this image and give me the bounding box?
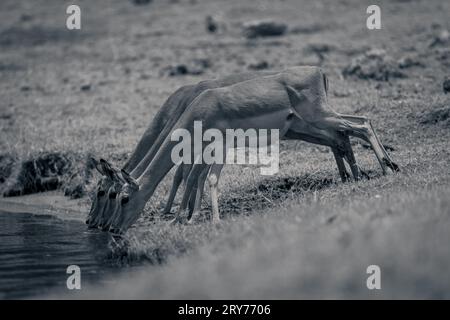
[0,191,87,223]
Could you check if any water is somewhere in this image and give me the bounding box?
[0,211,124,299]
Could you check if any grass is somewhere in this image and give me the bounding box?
[1,0,449,298]
[57,178,450,299]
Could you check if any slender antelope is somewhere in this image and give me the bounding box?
[87,69,368,230]
[101,66,398,234]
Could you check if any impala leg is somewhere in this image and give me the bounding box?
[187,184,198,217]
[339,133,362,181]
[162,164,185,215]
[368,121,399,172]
[319,116,389,174]
[284,129,353,183]
[170,164,207,225]
[187,165,210,224]
[331,147,350,183]
[334,132,370,181]
[285,86,395,175]
[339,114,399,173]
[208,164,224,225]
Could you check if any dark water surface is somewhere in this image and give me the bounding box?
[0,211,124,299]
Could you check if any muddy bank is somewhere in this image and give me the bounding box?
[0,152,96,199]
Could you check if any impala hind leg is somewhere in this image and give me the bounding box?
[284,129,355,183]
[339,114,399,174]
[208,164,224,224]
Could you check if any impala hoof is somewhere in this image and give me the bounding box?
[382,158,400,175]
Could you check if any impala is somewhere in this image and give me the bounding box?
[87,69,368,230]
[101,66,398,233]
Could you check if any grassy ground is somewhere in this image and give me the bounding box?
[1,0,450,298]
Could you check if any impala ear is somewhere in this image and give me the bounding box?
[99,158,116,179]
[92,157,106,176]
[286,86,307,107]
[121,169,138,189]
[286,86,312,119]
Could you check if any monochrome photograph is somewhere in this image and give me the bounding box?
[0,0,449,303]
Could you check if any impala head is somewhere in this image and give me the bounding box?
[87,158,124,226]
[108,169,140,234]
[98,180,124,230]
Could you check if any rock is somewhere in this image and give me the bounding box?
[80,84,91,91]
[168,64,188,76]
[206,15,218,33]
[242,20,287,39]
[443,77,450,94]
[429,29,450,48]
[248,60,269,70]
[132,0,152,5]
[419,106,450,127]
[305,43,335,64]
[290,23,325,34]
[20,14,33,22]
[163,59,210,76]
[305,43,334,55]
[397,55,424,69]
[342,49,406,81]
[436,48,450,67]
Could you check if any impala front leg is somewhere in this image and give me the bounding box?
[187,165,211,224]
[208,164,224,225]
[339,133,362,181]
[284,129,353,183]
[163,164,185,215]
[331,148,351,183]
[170,163,207,225]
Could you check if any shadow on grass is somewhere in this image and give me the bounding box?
[219,173,335,216]
[218,169,382,217]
